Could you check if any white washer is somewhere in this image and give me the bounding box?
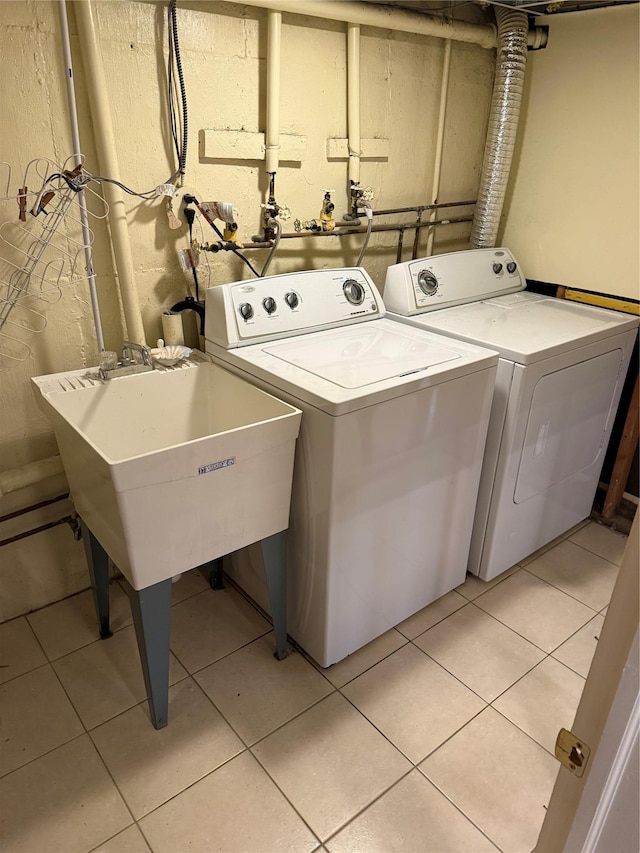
[205,267,498,667]
[384,248,639,582]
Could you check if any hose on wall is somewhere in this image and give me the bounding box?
[470,7,529,248]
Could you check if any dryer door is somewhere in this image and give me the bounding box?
[514,348,624,503]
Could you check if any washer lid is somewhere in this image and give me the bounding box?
[263,324,458,388]
[213,318,499,416]
[410,292,639,364]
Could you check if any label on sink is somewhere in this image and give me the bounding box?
[198,457,236,475]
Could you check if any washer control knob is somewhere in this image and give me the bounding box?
[417,269,439,296]
[263,296,277,314]
[507,261,517,274]
[239,302,254,321]
[492,263,503,274]
[343,278,365,305]
[284,291,299,309]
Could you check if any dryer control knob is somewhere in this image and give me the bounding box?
[239,302,254,321]
[343,279,365,305]
[284,291,299,309]
[492,263,503,274]
[507,261,517,274]
[263,296,277,314]
[417,269,439,296]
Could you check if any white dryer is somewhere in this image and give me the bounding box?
[205,267,498,667]
[384,248,639,582]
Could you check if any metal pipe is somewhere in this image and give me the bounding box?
[347,23,361,186]
[58,0,105,353]
[238,216,473,246]
[372,200,476,216]
[0,456,65,496]
[426,39,452,256]
[238,0,498,49]
[265,11,282,175]
[74,0,147,344]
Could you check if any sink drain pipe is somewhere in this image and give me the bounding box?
[470,6,529,249]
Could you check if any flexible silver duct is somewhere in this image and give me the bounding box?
[470,7,529,248]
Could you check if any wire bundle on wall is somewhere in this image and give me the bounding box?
[168,0,189,183]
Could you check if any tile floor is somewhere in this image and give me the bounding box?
[0,519,628,853]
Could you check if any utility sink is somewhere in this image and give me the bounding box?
[33,363,302,590]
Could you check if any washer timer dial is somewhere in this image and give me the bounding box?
[343,278,365,305]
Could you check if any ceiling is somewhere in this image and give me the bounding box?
[369,0,638,18]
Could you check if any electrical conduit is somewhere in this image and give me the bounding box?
[74,0,146,344]
[470,6,529,248]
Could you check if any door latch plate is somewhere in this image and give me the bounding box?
[555,728,591,777]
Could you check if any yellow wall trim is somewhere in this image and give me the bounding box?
[562,290,640,316]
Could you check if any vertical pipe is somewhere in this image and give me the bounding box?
[74,0,147,345]
[265,11,282,175]
[347,23,361,186]
[58,0,105,352]
[426,39,452,257]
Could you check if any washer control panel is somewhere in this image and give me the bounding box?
[206,267,385,347]
[384,247,526,315]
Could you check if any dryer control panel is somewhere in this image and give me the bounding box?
[206,267,385,348]
[384,247,526,316]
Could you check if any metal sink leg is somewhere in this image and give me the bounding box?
[261,530,288,660]
[122,576,172,730]
[81,520,111,639]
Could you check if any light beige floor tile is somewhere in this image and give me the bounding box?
[0,616,47,684]
[139,750,318,853]
[27,583,132,661]
[0,665,84,775]
[414,605,545,701]
[569,520,628,565]
[91,678,243,818]
[395,591,468,640]
[0,735,131,853]
[420,707,558,853]
[327,769,498,852]
[474,570,597,653]
[94,824,150,853]
[194,633,333,745]
[551,613,606,678]
[525,539,620,611]
[53,624,187,729]
[253,692,411,841]
[167,565,212,605]
[317,629,407,688]
[493,657,585,753]
[455,565,519,601]
[170,586,270,673]
[518,534,566,567]
[342,644,485,763]
[561,519,591,539]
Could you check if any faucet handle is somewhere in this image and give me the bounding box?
[121,341,152,366]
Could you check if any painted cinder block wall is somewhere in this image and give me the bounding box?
[0,1,637,620]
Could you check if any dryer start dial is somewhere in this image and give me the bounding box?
[417,269,439,296]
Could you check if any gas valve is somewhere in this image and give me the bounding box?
[294,190,336,233]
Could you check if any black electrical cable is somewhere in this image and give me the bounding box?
[183,195,261,278]
[168,0,188,178]
[183,206,200,301]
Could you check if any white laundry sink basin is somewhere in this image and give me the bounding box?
[32,363,301,589]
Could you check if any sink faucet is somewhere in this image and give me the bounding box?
[99,341,154,380]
